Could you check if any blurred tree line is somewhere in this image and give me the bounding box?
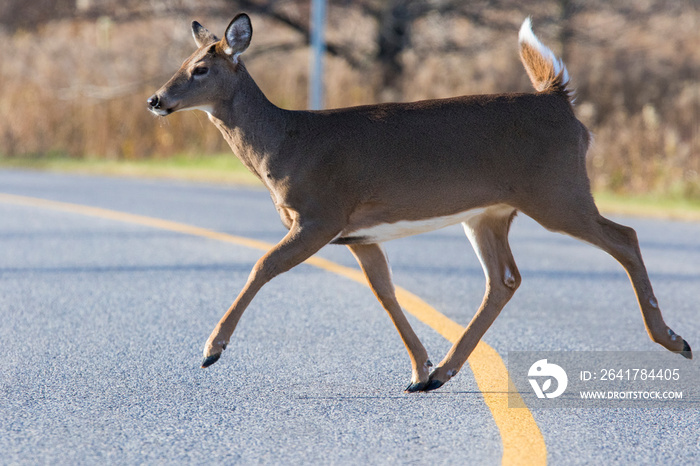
[0,0,698,198]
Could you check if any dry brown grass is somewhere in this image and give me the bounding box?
[0,1,697,199]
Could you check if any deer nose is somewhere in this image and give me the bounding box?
[147,95,161,109]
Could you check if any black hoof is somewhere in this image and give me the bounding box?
[680,339,692,360]
[201,353,221,368]
[421,378,445,392]
[405,381,429,393]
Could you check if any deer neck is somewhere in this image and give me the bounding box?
[207,65,288,182]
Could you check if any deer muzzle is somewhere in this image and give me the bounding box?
[147,94,172,116]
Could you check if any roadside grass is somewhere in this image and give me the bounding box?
[0,153,262,187]
[592,191,700,222]
[2,154,699,221]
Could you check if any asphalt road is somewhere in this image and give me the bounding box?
[1,170,699,464]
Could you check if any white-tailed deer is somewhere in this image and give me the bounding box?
[148,14,691,392]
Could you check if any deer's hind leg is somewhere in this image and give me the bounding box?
[424,207,521,391]
[529,204,692,359]
[518,181,692,360]
[347,243,433,392]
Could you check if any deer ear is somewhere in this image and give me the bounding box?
[192,21,218,48]
[223,13,252,63]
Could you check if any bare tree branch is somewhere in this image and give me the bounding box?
[234,0,367,69]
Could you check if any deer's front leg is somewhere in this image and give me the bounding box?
[347,243,432,392]
[201,220,341,367]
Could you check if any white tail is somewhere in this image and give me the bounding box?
[518,17,571,94]
[148,14,692,392]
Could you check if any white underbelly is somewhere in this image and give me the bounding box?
[338,206,510,244]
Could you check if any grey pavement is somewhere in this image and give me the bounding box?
[1,169,698,464]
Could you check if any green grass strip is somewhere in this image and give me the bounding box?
[2,154,699,221]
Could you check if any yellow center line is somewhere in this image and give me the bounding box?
[0,192,546,465]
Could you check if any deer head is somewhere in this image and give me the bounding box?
[147,13,252,116]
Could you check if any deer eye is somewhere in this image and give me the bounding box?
[192,66,209,76]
